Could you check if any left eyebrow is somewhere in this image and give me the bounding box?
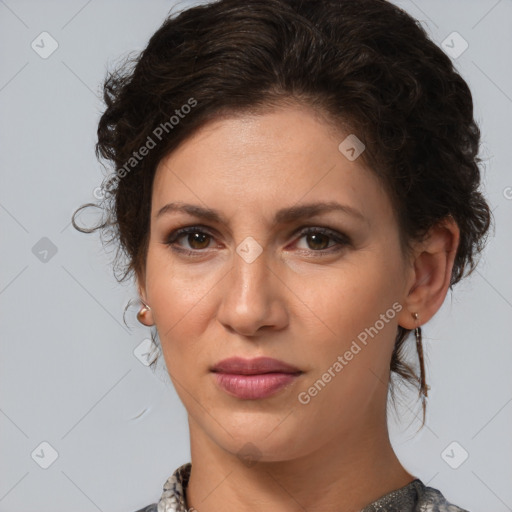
[155,200,366,225]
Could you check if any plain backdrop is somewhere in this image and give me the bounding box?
[0,1,511,511]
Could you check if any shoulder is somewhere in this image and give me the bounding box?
[132,504,158,512]
[415,480,470,512]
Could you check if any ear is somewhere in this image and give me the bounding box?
[397,216,460,329]
[136,270,155,327]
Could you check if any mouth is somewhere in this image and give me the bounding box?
[210,356,303,399]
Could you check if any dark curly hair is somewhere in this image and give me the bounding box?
[73,0,492,426]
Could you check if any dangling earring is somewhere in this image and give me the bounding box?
[137,299,151,325]
[412,312,429,400]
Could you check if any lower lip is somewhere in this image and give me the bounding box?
[213,372,301,399]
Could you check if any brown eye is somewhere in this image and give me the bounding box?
[165,227,215,253]
[295,227,350,254]
[305,232,331,250]
[185,231,211,250]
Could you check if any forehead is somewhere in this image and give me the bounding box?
[151,104,392,227]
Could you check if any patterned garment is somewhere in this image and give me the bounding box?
[134,462,470,512]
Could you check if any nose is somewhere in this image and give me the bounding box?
[216,243,289,337]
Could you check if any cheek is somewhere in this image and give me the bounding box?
[144,251,214,361]
[298,253,403,338]
[295,269,402,425]
[294,251,405,404]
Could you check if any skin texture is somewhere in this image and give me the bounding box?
[137,103,460,512]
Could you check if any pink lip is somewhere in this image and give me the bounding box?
[210,357,303,400]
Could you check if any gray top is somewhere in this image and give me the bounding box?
[134,462,470,512]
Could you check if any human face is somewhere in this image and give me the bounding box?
[139,103,412,462]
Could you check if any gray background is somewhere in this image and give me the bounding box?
[0,1,511,511]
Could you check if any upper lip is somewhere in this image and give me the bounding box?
[210,357,302,375]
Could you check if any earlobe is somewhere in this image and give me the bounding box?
[397,216,460,329]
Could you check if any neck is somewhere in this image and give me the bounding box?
[185,416,415,512]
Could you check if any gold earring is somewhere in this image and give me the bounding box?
[137,300,151,325]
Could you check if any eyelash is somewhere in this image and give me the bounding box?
[163,225,351,257]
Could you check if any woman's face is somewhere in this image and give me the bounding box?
[139,103,415,462]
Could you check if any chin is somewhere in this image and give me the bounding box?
[214,420,309,463]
